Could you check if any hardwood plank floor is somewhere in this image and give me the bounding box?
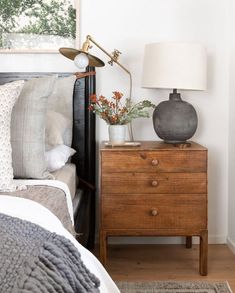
[95,244,235,291]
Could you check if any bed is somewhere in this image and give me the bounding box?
[0,69,96,248]
[0,70,119,292]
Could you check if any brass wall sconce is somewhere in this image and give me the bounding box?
[59,35,133,140]
[59,35,132,100]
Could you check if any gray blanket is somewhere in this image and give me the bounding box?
[0,213,100,292]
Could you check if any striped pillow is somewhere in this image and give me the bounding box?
[11,75,57,179]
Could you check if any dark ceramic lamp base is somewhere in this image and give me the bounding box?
[153,89,198,144]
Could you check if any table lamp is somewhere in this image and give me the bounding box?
[142,42,207,143]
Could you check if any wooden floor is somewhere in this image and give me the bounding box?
[95,244,235,291]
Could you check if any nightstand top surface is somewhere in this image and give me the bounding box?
[100,140,207,151]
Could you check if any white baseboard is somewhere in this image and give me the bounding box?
[227,236,235,254]
[109,237,185,245]
[95,235,227,245]
[209,235,227,244]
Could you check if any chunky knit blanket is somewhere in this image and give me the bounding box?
[0,213,100,292]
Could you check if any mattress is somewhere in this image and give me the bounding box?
[51,163,77,200]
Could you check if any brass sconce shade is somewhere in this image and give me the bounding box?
[59,47,105,67]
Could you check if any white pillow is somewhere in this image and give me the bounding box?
[45,145,76,172]
[47,75,76,147]
[45,110,71,150]
[0,80,24,191]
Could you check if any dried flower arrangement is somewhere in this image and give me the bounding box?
[89,91,155,125]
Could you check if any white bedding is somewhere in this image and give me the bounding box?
[0,195,120,293]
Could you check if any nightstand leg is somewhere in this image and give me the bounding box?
[199,230,208,276]
[99,230,107,265]
[186,236,192,248]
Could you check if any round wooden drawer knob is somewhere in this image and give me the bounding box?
[151,209,158,216]
[151,180,158,187]
[151,159,159,166]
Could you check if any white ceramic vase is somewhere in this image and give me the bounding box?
[108,125,126,145]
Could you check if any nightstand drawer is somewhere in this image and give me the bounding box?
[101,151,207,173]
[102,172,207,194]
[102,194,207,230]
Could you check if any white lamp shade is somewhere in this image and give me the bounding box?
[142,42,207,90]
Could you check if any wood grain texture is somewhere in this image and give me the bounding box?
[99,141,208,275]
[101,150,207,173]
[102,173,207,194]
[100,141,207,151]
[102,194,207,231]
[97,244,235,292]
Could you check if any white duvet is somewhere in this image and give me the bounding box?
[0,195,120,293]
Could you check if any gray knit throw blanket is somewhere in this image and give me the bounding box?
[0,212,100,293]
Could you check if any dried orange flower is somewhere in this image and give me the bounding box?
[89,91,155,125]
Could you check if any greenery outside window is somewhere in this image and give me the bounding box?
[0,0,78,52]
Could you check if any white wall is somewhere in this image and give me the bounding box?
[81,0,230,244]
[228,0,235,253]
[0,0,231,244]
[0,53,77,72]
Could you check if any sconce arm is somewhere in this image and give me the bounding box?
[86,35,132,100]
[84,35,133,140]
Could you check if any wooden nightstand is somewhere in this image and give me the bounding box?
[99,141,208,275]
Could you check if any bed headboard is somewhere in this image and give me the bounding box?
[0,68,96,187]
[71,67,96,190]
[0,68,96,248]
